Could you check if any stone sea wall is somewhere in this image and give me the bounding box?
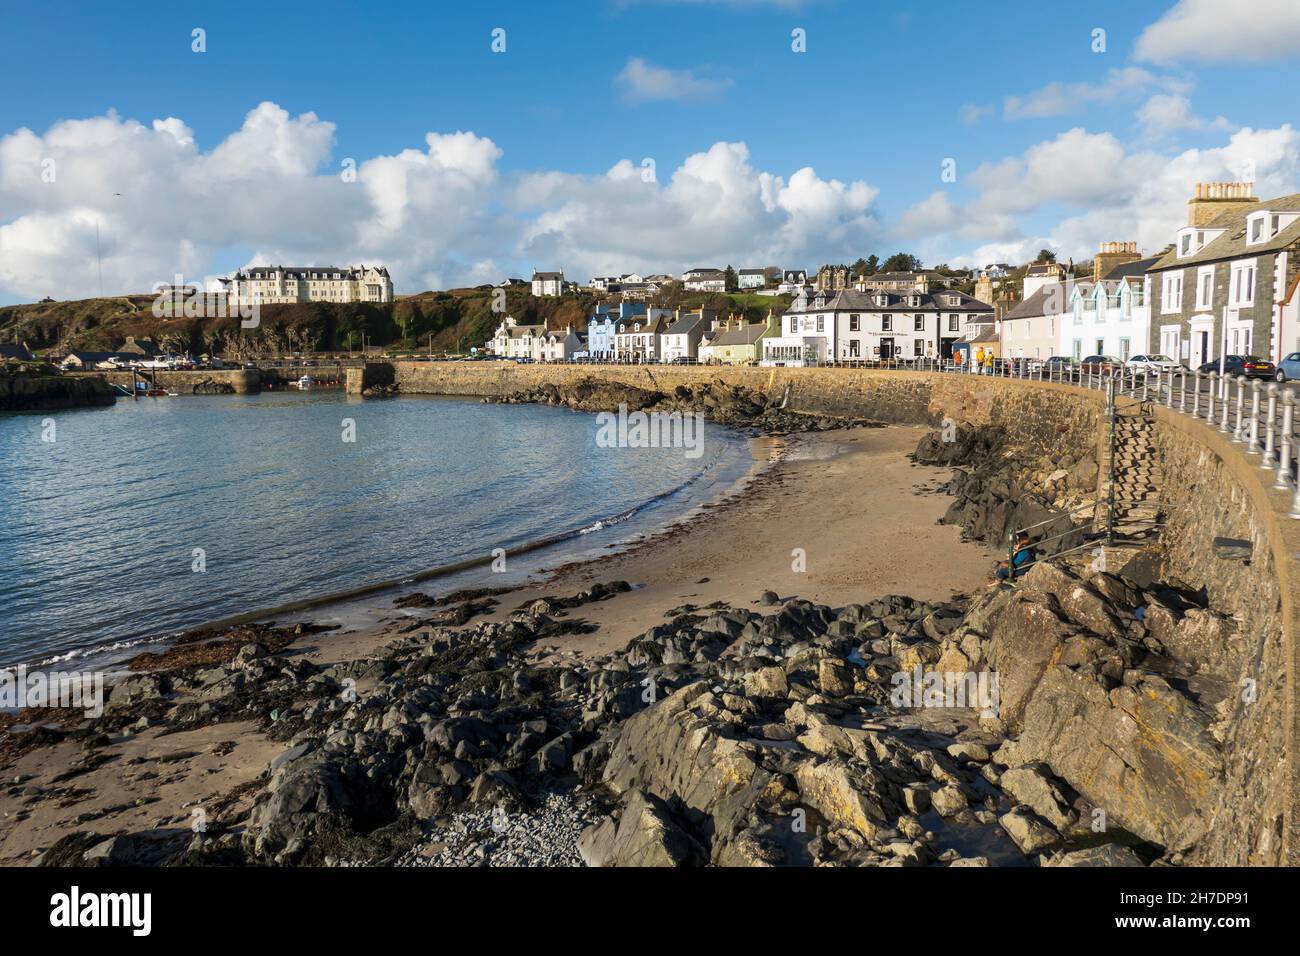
[0,368,116,411]
[86,369,262,395]
[378,361,1296,865]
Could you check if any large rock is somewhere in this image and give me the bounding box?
[999,808,1059,854]
[1042,844,1146,867]
[999,765,1075,830]
[245,750,375,860]
[577,790,700,867]
[792,760,888,838]
[997,667,1221,851]
[602,682,765,845]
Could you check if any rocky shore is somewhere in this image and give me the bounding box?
[487,377,882,434]
[0,360,115,412]
[1,415,1244,868]
[12,541,1230,868]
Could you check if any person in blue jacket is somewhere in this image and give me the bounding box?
[995,532,1036,581]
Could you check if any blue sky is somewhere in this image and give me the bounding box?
[2,0,1299,302]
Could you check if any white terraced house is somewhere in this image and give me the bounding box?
[612,308,674,362]
[761,287,994,366]
[488,316,581,361]
[221,265,392,306]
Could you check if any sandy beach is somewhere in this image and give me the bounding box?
[0,422,997,865]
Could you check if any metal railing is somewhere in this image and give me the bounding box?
[981,361,1300,519]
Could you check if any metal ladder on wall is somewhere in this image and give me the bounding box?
[1004,372,1164,577]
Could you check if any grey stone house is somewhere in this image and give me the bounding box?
[1147,183,1300,367]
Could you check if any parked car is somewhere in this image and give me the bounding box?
[1079,354,1123,375]
[1127,354,1182,375]
[1196,355,1276,379]
[1275,352,1300,382]
[1043,355,1076,374]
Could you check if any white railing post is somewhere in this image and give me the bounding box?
[1276,391,1295,489]
[1233,374,1248,441]
[1206,371,1216,422]
[1178,368,1188,413]
[1248,379,1262,453]
[1264,383,1280,468]
[1220,373,1233,433]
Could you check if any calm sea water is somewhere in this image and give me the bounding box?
[0,391,752,666]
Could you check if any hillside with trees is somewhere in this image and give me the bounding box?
[0,283,792,359]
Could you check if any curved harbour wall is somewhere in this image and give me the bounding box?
[382,360,1294,865]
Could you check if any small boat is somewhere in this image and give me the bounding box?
[296,375,315,390]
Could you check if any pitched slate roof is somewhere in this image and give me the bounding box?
[791,289,993,312]
[615,314,670,334]
[1001,284,1062,321]
[1150,193,1300,271]
[1103,256,1160,280]
[710,323,769,347]
[665,311,714,336]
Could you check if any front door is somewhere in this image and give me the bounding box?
[880,337,895,360]
[1193,330,1210,367]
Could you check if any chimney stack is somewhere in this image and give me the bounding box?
[1188,181,1259,227]
[1093,241,1141,282]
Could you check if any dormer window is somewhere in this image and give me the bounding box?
[1179,231,1193,256]
[1246,210,1292,245]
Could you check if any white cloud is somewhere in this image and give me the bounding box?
[896,191,957,238]
[614,57,732,104]
[959,103,993,126]
[0,105,882,299]
[897,125,1300,268]
[1003,67,1179,120]
[1136,93,1232,134]
[1136,0,1300,63]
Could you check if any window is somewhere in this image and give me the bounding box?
[1250,216,1264,243]
[1196,267,1214,310]
[914,315,924,331]
[1180,233,1192,256]
[816,315,824,332]
[1162,272,1183,313]
[914,338,925,356]
[1230,260,1256,307]
[947,314,959,332]
[882,314,892,331]
[849,314,860,331]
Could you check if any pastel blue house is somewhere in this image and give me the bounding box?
[587,302,646,359]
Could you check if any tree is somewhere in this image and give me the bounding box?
[1037,249,1057,263]
[878,252,923,274]
[724,265,738,292]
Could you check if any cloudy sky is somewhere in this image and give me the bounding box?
[2,0,1300,303]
